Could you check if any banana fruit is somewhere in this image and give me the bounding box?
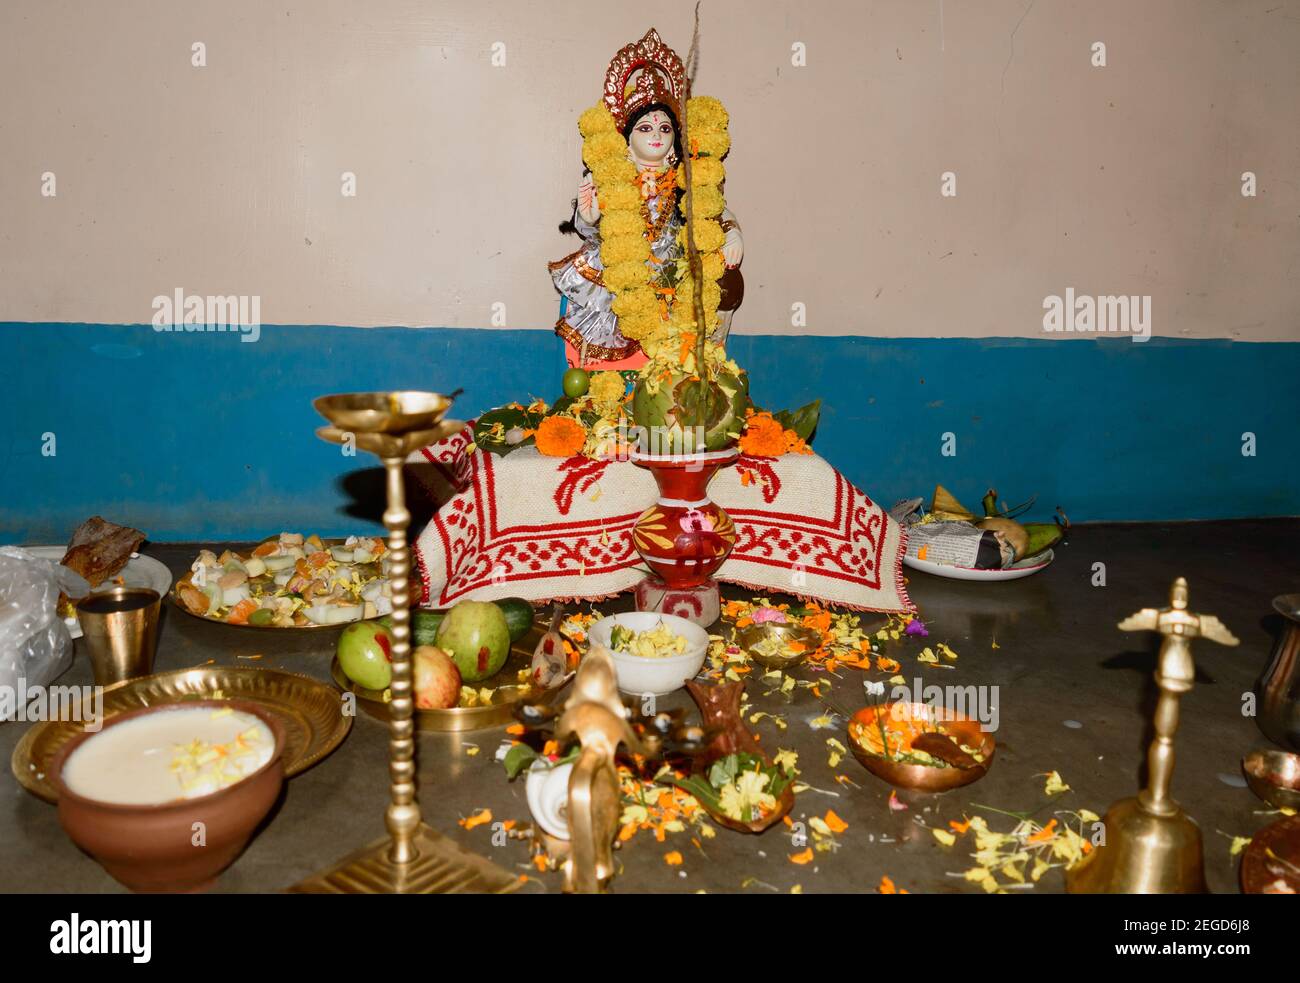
[974,488,1069,561]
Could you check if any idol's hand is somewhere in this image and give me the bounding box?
[577,175,600,224]
[723,224,744,269]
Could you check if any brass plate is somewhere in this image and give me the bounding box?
[13,665,352,803]
[168,538,387,631]
[332,624,546,733]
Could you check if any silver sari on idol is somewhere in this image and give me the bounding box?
[549,183,682,362]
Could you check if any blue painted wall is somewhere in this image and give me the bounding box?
[2,322,1296,542]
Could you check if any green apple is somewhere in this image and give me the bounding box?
[337,621,394,690]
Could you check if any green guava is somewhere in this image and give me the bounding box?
[434,600,512,682]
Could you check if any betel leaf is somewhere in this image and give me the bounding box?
[502,743,539,779]
[708,754,741,788]
[503,742,581,781]
[473,405,536,457]
[546,395,577,417]
[773,399,821,443]
[669,774,723,813]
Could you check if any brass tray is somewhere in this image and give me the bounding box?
[168,536,414,631]
[331,623,549,733]
[13,665,353,803]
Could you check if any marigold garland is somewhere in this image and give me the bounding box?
[577,96,731,360]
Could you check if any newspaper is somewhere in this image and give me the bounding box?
[889,498,1013,570]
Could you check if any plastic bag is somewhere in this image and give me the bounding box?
[0,546,90,699]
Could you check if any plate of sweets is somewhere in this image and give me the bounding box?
[172,532,392,628]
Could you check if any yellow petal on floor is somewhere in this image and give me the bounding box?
[1043,770,1071,795]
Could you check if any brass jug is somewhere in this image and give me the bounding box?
[1255,594,1300,753]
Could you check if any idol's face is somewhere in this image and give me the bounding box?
[627,110,675,166]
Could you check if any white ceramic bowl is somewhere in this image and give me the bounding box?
[587,611,709,697]
[526,761,573,841]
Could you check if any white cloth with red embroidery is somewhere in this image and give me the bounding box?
[409,425,913,614]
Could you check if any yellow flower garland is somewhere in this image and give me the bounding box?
[577,98,731,358]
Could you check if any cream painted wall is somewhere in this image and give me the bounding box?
[2,0,1297,340]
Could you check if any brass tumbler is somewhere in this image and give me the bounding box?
[75,587,161,686]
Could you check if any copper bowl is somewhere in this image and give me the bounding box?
[846,701,995,792]
[1242,748,1300,811]
[51,699,285,892]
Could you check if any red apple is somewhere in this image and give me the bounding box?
[413,645,462,710]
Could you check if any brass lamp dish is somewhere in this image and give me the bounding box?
[313,391,456,435]
[735,623,822,670]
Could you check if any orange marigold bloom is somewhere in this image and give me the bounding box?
[535,415,587,457]
[738,412,787,457]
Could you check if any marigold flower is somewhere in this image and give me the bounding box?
[694,130,730,160]
[589,156,636,187]
[600,234,651,267]
[535,415,588,458]
[598,210,643,240]
[600,184,639,211]
[690,185,725,219]
[582,130,626,166]
[578,104,617,137]
[739,412,787,457]
[587,371,626,406]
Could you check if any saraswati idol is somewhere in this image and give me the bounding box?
[550,27,745,377]
[551,27,753,623]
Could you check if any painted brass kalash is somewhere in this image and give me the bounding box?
[1067,577,1239,894]
[292,391,517,893]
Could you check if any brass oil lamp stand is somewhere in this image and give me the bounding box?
[292,391,517,893]
[1067,577,1239,893]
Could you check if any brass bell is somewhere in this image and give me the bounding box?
[1067,578,1238,893]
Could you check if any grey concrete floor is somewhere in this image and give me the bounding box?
[3,520,1296,894]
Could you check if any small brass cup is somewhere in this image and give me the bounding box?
[75,588,162,686]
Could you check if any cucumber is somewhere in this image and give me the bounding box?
[380,609,446,647]
[496,597,535,642]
